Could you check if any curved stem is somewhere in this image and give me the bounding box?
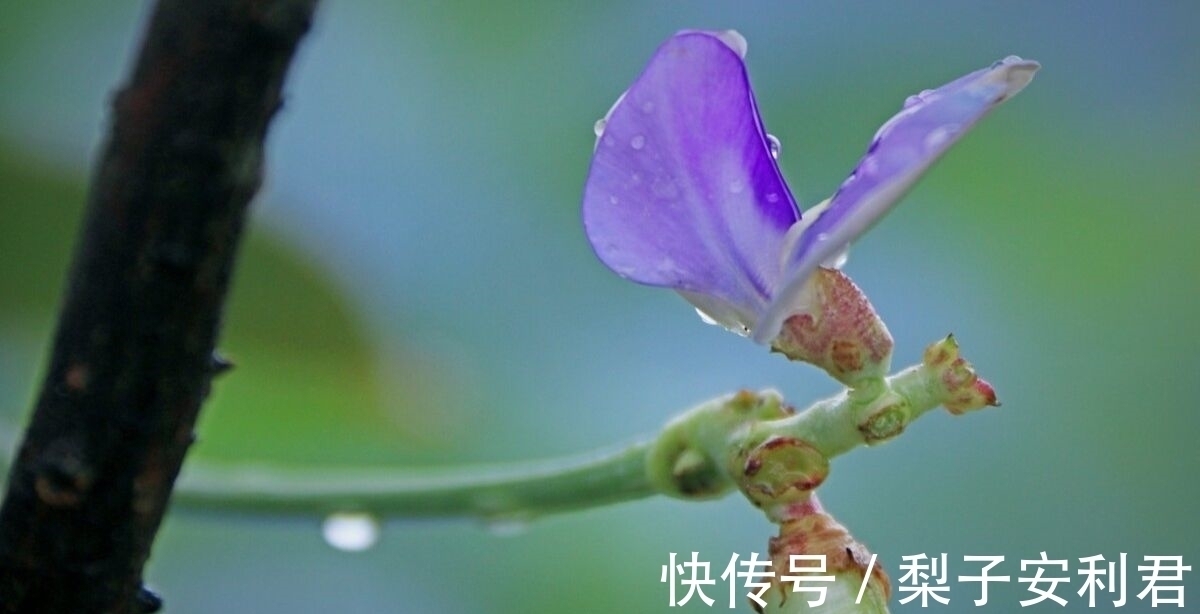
[172,439,655,519]
[0,337,993,525]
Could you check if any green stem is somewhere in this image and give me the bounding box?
[756,363,943,459]
[173,439,655,520]
[0,337,990,524]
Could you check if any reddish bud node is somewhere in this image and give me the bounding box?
[859,404,909,443]
[732,436,830,508]
[767,496,891,605]
[921,336,1000,414]
[771,269,894,387]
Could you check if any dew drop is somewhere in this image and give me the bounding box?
[766,192,780,203]
[594,91,627,138]
[923,124,958,150]
[656,257,678,277]
[695,308,721,327]
[766,134,782,159]
[651,177,678,199]
[903,89,936,108]
[822,244,850,269]
[992,55,1024,69]
[608,195,619,205]
[728,179,745,194]
[484,513,531,537]
[630,134,645,150]
[715,30,748,59]
[694,308,750,337]
[641,100,655,114]
[322,512,381,552]
[838,171,858,192]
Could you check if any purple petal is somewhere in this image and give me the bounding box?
[582,30,800,332]
[753,56,1040,343]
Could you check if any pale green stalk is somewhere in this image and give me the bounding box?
[174,440,654,520]
[149,335,989,522]
[0,336,992,614]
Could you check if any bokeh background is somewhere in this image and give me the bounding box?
[2,1,1197,612]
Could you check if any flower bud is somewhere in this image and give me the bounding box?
[857,390,911,444]
[761,496,890,613]
[732,436,829,512]
[921,335,999,414]
[771,269,894,388]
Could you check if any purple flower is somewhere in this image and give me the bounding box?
[582,30,1038,345]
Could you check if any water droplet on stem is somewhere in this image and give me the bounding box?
[322,512,381,552]
[483,513,532,537]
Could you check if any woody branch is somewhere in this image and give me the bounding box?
[0,1,316,612]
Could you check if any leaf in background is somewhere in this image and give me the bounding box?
[0,143,464,467]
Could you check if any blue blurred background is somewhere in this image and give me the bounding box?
[1,1,1197,612]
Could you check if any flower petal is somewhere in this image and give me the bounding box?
[582,30,800,333]
[753,56,1040,344]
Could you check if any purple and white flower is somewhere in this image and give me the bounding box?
[582,30,1038,346]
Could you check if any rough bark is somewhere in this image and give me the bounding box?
[0,1,317,611]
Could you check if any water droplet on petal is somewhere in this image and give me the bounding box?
[766,193,780,203]
[715,30,748,59]
[822,244,850,269]
[651,177,678,199]
[641,100,655,114]
[695,308,721,327]
[630,135,645,150]
[923,124,959,150]
[766,134,782,159]
[992,55,1024,69]
[904,89,937,108]
[594,91,627,135]
[728,179,745,194]
[608,195,619,205]
[838,171,858,192]
[322,512,381,552]
[657,257,679,278]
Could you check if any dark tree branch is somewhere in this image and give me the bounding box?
[0,1,317,611]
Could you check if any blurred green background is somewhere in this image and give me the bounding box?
[1,1,1197,612]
